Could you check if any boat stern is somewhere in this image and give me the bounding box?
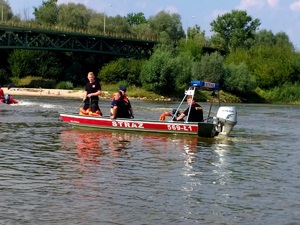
[197,122,218,138]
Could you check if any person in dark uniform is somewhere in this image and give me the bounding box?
[159,96,203,122]
[110,91,130,119]
[82,72,102,115]
[110,86,134,118]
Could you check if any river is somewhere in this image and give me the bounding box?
[0,96,299,225]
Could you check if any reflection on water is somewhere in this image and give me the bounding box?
[60,129,203,164]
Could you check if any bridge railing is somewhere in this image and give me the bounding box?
[0,20,159,42]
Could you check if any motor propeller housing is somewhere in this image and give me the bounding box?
[216,106,237,135]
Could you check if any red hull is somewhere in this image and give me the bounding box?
[60,113,200,135]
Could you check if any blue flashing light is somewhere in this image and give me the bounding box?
[190,80,219,90]
[190,80,204,87]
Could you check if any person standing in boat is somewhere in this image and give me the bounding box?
[80,72,102,116]
[159,96,203,122]
[110,91,130,119]
[110,86,134,118]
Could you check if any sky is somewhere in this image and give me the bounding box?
[6,0,300,48]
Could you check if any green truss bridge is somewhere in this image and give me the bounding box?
[0,23,158,58]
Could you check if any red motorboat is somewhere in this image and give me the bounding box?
[60,81,237,138]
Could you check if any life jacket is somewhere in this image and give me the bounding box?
[79,108,102,116]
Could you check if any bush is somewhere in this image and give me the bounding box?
[56,81,74,89]
[223,63,256,95]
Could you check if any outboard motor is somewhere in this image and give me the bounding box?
[4,94,10,104]
[216,106,237,135]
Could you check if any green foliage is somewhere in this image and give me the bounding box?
[177,37,203,62]
[173,52,193,92]
[33,0,58,25]
[223,63,256,95]
[256,82,300,103]
[57,3,91,30]
[15,76,56,88]
[108,15,131,34]
[148,11,185,46]
[140,49,177,95]
[8,50,38,78]
[248,44,294,88]
[99,58,144,86]
[56,81,74,89]
[8,50,63,80]
[210,10,260,52]
[87,12,104,31]
[125,12,147,26]
[225,48,250,65]
[290,52,300,83]
[0,1,13,21]
[192,52,225,84]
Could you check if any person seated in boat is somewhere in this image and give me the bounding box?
[159,96,203,122]
[110,91,131,119]
[110,86,134,118]
[80,72,102,116]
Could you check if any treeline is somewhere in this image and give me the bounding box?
[0,0,300,103]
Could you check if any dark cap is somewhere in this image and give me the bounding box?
[119,86,126,92]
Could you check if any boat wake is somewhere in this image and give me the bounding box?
[12,100,64,109]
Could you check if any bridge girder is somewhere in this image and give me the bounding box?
[0,25,158,58]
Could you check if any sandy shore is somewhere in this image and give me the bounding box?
[2,87,112,99]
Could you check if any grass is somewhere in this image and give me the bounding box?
[101,84,242,102]
[255,83,300,104]
[101,84,165,100]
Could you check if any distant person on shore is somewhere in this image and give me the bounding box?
[159,96,203,122]
[110,86,134,118]
[110,91,130,119]
[80,72,102,116]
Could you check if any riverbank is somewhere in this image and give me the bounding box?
[2,87,172,101]
[3,87,111,99]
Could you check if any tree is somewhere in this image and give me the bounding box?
[106,15,131,34]
[173,52,193,91]
[57,3,91,30]
[210,10,260,52]
[148,11,185,46]
[249,29,294,49]
[125,12,147,26]
[8,50,63,80]
[8,50,38,78]
[192,52,225,84]
[223,63,256,95]
[140,48,177,95]
[248,44,295,88]
[177,26,207,62]
[187,25,206,43]
[0,0,13,21]
[33,0,58,25]
[87,12,104,32]
[99,58,144,86]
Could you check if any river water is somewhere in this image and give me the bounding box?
[0,96,299,225]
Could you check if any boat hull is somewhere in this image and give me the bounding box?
[60,114,217,137]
